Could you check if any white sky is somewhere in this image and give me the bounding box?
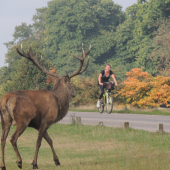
[0,0,137,68]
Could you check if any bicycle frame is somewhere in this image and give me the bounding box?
[98,81,114,114]
[102,90,112,106]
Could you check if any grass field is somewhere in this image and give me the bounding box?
[69,108,170,116]
[1,123,170,170]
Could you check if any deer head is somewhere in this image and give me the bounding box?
[16,43,91,98]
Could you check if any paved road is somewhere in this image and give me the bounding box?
[58,111,170,133]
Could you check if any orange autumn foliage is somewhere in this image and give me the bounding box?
[117,68,170,108]
[45,68,170,108]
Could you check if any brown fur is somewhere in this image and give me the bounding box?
[1,43,90,170]
[0,100,4,130]
[0,76,76,169]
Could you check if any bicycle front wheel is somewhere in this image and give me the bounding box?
[106,93,113,114]
[98,98,104,113]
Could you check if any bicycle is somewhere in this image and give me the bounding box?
[98,82,114,114]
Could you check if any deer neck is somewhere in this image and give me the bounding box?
[51,79,69,100]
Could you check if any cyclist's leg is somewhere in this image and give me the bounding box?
[99,85,104,99]
[97,85,104,107]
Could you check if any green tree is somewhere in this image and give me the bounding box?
[43,0,125,76]
[112,0,170,76]
[150,18,170,76]
[2,0,170,100]
[3,44,53,93]
[132,0,170,74]
[32,7,47,41]
[1,22,36,85]
[105,17,136,81]
[13,23,33,42]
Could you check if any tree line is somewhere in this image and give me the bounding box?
[0,0,170,106]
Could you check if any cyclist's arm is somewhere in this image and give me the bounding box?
[98,73,103,85]
[111,74,118,86]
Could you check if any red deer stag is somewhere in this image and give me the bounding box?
[0,43,91,170]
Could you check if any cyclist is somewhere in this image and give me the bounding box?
[96,64,118,108]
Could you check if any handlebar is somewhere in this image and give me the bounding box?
[103,81,115,86]
[102,82,115,89]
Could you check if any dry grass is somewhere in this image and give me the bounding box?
[1,123,170,170]
[70,104,170,112]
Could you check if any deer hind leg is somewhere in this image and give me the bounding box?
[8,96,36,169]
[32,124,49,169]
[1,120,12,170]
[10,115,35,169]
[43,131,60,166]
[10,124,28,169]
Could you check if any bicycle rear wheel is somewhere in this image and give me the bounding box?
[106,93,113,114]
[98,98,104,113]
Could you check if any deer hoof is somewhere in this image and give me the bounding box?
[1,166,6,170]
[54,158,60,166]
[31,163,39,169]
[16,161,22,169]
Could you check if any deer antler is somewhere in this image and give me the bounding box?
[69,43,91,79]
[16,45,60,78]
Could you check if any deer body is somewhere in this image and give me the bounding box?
[0,44,90,170]
[1,80,70,128]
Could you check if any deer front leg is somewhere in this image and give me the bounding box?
[32,125,48,169]
[43,131,60,166]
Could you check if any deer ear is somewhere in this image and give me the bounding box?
[64,75,70,83]
[46,75,56,84]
